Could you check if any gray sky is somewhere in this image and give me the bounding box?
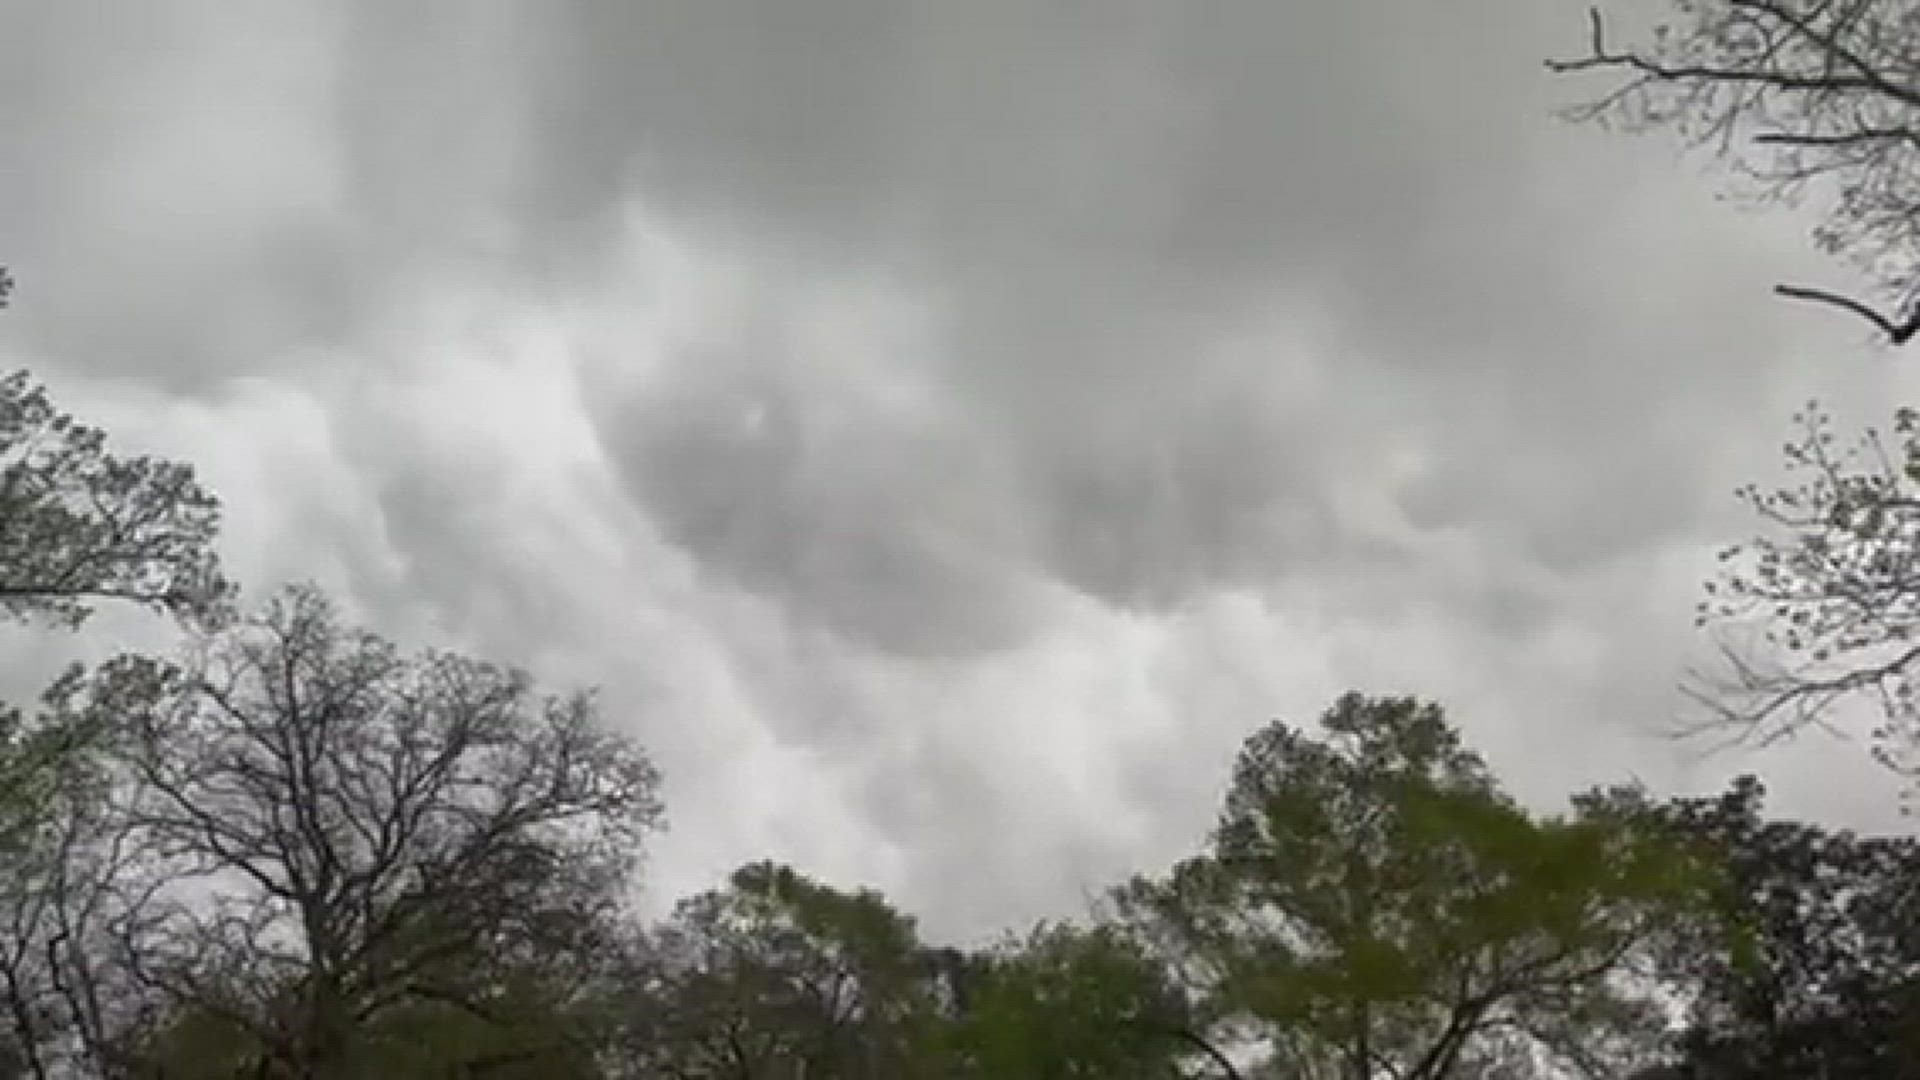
[2,0,1915,943]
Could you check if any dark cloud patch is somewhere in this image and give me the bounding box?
[589,291,1042,657]
[549,0,1820,629]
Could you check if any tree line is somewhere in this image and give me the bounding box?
[0,356,1906,1076]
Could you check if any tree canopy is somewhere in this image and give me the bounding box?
[0,369,230,631]
[1116,694,1712,1080]
[98,585,661,1077]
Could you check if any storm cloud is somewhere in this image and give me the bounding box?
[2,0,1912,940]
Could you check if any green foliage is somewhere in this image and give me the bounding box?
[129,1005,263,1077]
[0,370,231,630]
[0,352,230,947]
[337,968,610,1079]
[942,921,1202,1078]
[133,970,612,1079]
[624,866,1226,1078]
[1120,693,1708,1079]
[619,860,944,1078]
[1635,776,1920,1078]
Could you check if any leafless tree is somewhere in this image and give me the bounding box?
[1550,0,1920,343]
[1545,2,1920,787]
[70,585,663,1077]
[1683,404,1920,783]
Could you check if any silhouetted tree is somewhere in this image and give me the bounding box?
[614,861,943,1079]
[0,273,234,1077]
[71,586,661,1077]
[1683,402,1920,787]
[941,920,1225,1079]
[1551,0,1920,340]
[0,369,230,631]
[1634,776,1920,1078]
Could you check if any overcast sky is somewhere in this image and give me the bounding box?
[3,0,1917,944]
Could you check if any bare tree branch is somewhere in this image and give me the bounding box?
[81,586,661,1074]
[1551,1,1920,312]
[1773,283,1920,341]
